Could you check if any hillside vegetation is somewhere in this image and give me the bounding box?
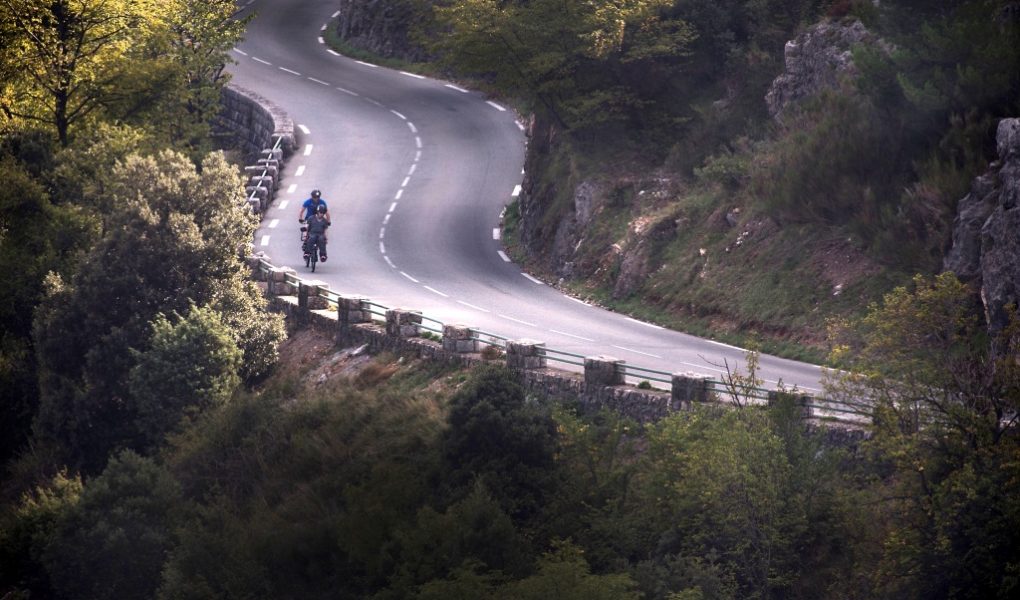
[0,1,1017,598]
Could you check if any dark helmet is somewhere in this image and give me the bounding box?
[316,204,327,214]
[311,189,322,200]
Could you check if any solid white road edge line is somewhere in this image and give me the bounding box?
[486,100,507,111]
[566,296,589,306]
[327,49,340,56]
[400,271,419,283]
[706,339,745,352]
[445,83,469,93]
[522,273,544,285]
[355,60,378,68]
[400,71,425,79]
[497,251,511,262]
[384,256,395,268]
[625,317,663,330]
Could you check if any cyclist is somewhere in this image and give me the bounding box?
[303,204,330,262]
[298,189,331,223]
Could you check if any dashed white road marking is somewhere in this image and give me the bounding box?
[424,286,448,298]
[320,24,327,31]
[327,49,340,56]
[389,202,398,213]
[331,10,340,18]
[279,66,300,76]
[384,255,395,268]
[407,164,417,176]
[414,150,421,162]
[401,176,410,188]
[457,300,490,313]
[298,124,310,134]
[567,296,589,306]
[492,228,500,240]
[233,48,248,56]
[625,317,663,330]
[414,136,422,149]
[486,100,507,112]
[390,109,406,120]
[260,235,270,246]
[497,251,511,262]
[550,329,595,342]
[612,345,662,359]
[379,241,385,253]
[355,60,378,68]
[407,122,417,133]
[337,86,357,96]
[512,184,522,197]
[278,200,289,209]
[317,36,324,44]
[445,83,469,93]
[379,228,385,238]
[287,184,297,194]
[522,273,544,285]
[400,71,425,79]
[400,271,419,283]
[499,314,535,327]
[367,99,382,107]
[383,214,391,224]
[681,361,727,374]
[516,121,525,131]
[308,77,329,86]
[295,165,306,176]
[268,219,279,229]
[395,189,403,200]
[253,57,271,65]
[303,144,313,156]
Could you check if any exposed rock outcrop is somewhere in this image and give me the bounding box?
[765,19,887,122]
[945,118,1020,333]
[334,0,432,62]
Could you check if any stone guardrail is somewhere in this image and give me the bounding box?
[220,83,866,432]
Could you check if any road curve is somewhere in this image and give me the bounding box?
[229,0,826,392]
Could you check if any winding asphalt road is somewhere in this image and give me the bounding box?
[229,0,826,392]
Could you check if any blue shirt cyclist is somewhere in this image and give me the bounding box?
[298,189,331,222]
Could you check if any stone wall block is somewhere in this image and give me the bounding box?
[299,280,330,310]
[767,391,815,420]
[248,174,276,191]
[385,309,422,338]
[442,324,477,353]
[506,340,547,370]
[584,356,625,386]
[671,372,712,410]
[267,267,297,296]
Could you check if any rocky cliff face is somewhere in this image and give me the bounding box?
[334,0,431,62]
[946,119,1020,334]
[765,19,887,122]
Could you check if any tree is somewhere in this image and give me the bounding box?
[32,150,284,470]
[441,365,560,523]
[41,450,182,600]
[0,0,142,145]
[825,273,1020,598]
[128,304,241,450]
